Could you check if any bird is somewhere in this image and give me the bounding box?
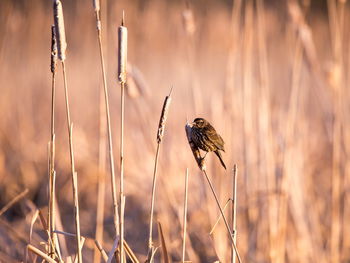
[189,117,226,169]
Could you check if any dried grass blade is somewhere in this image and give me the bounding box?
[157,222,170,263]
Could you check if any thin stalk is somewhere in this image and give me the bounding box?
[182,168,189,263]
[94,240,109,262]
[231,165,238,263]
[119,80,125,263]
[92,3,113,262]
[148,143,160,252]
[62,61,82,263]
[202,170,242,263]
[0,188,29,216]
[98,6,119,239]
[209,198,232,235]
[27,245,57,263]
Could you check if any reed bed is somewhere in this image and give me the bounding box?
[0,0,349,263]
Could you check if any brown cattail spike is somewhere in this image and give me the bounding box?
[157,89,172,143]
[118,13,128,83]
[50,25,58,73]
[53,0,67,61]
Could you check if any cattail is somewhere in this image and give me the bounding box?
[185,124,206,171]
[118,14,128,83]
[53,0,67,61]
[93,0,100,12]
[50,25,58,73]
[157,91,172,143]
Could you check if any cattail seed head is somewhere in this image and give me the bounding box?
[50,25,58,73]
[118,14,128,83]
[185,124,206,171]
[157,92,172,143]
[93,0,100,12]
[53,0,67,61]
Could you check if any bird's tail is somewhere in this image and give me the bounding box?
[214,150,226,170]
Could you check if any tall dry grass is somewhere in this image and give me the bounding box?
[0,0,349,262]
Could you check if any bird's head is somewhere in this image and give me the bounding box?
[192,118,208,128]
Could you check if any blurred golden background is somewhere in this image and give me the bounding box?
[0,0,349,262]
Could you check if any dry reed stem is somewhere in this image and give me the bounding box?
[148,90,172,257]
[119,79,126,263]
[94,240,109,262]
[209,198,232,235]
[91,2,114,263]
[231,165,238,263]
[123,240,139,263]
[0,188,28,216]
[27,245,57,263]
[157,222,170,263]
[29,209,39,246]
[62,61,82,263]
[202,170,242,263]
[74,237,86,263]
[118,12,127,262]
[182,168,189,263]
[110,240,140,263]
[53,199,69,258]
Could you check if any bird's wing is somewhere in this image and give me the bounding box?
[205,126,225,151]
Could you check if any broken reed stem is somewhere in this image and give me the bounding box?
[53,1,82,261]
[94,240,109,262]
[48,24,57,260]
[182,168,189,263]
[118,12,127,263]
[209,198,232,235]
[148,90,172,256]
[0,188,29,216]
[27,245,57,263]
[202,170,242,263]
[231,165,238,263]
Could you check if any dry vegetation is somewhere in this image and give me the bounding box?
[0,0,350,262]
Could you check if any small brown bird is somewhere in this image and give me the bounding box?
[189,117,226,169]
